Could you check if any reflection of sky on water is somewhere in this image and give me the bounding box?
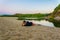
[32,20,55,27]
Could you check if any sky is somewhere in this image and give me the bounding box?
[0,0,60,14]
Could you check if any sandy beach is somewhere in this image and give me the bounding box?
[0,17,60,40]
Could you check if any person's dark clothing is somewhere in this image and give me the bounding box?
[24,21,33,26]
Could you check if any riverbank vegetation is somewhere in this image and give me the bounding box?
[0,13,50,20]
[17,14,49,20]
[48,4,60,27]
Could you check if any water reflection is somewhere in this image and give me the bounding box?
[30,20,55,27]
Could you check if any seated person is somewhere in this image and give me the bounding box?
[22,20,34,26]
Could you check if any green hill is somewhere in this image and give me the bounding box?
[50,4,60,18]
[48,4,60,27]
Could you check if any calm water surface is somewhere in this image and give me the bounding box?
[27,20,55,27]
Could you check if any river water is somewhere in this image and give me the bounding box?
[26,20,55,27]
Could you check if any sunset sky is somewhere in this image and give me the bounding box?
[0,0,60,14]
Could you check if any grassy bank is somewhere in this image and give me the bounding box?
[17,14,49,20]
